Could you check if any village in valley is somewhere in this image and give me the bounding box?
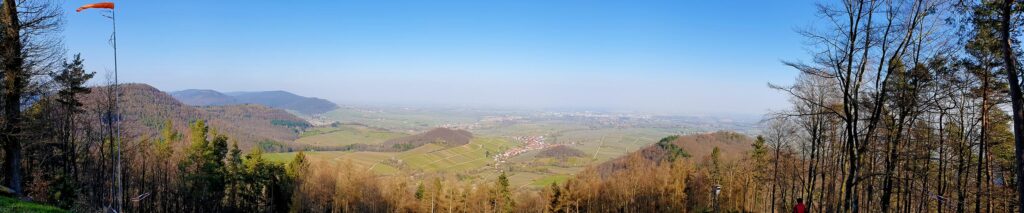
[493,136,553,165]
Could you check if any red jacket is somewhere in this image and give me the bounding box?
[794,203,807,213]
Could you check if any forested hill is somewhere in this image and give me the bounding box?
[591,131,752,177]
[670,131,752,160]
[171,89,339,115]
[81,84,310,151]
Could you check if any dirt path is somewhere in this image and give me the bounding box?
[592,136,606,160]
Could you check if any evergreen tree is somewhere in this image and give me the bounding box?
[546,182,561,212]
[179,120,229,212]
[224,141,243,211]
[415,183,425,200]
[49,53,94,208]
[494,172,514,212]
[286,151,307,178]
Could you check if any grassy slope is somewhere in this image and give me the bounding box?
[0,196,66,213]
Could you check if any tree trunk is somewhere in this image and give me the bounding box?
[772,144,782,213]
[977,71,990,213]
[998,2,1024,213]
[0,0,24,197]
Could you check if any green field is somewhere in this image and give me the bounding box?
[398,137,511,172]
[551,128,675,162]
[296,124,407,147]
[0,196,66,213]
[530,174,570,187]
[322,107,487,133]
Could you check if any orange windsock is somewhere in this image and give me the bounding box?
[76,2,115,12]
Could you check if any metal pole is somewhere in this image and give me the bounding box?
[111,8,122,213]
[713,184,721,213]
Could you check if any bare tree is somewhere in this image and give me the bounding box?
[763,117,797,212]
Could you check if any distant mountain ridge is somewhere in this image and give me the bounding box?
[171,89,339,115]
[171,89,238,106]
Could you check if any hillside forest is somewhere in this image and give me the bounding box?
[4,0,1024,212]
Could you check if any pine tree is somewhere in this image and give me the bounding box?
[50,53,94,208]
[546,182,561,212]
[416,183,425,200]
[495,172,514,212]
[179,120,229,211]
[224,141,243,211]
[287,151,307,178]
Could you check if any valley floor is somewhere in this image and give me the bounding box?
[266,116,681,188]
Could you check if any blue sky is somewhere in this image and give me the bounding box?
[62,0,817,115]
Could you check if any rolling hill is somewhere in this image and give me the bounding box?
[592,131,752,176]
[83,84,310,151]
[171,89,339,115]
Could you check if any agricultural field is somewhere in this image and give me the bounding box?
[320,107,496,133]
[268,137,516,174]
[397,137,512,172]
[295,123,407,147]
[548,127,678,162]
[269,106,750,189]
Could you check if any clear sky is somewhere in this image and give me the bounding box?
[62,0,817,115]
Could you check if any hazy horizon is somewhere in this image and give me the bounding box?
[64,0,817,115]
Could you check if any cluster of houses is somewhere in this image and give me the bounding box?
[438,123,479,130]
[493,136,553,165]
[439,115,525,130]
